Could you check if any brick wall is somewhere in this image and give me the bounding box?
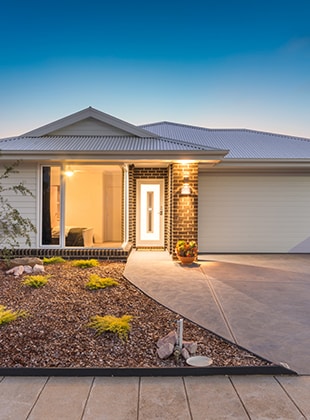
[128,163,198,257]
[170,163,198,257]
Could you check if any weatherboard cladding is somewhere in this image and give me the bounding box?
[0,135,213,152]
[140,122,310,159]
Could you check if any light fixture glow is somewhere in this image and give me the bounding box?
[181,176,191,195]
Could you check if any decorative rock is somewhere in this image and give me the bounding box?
[156,330,177,348]
[181,348,190,360]
[9,257,43,268]
[183,341,198,355]
[157,342,174,359]
[23,265,33,274]
[6,265,24,276]
[32,264,45,274]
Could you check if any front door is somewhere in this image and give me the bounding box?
[136,179,164,247]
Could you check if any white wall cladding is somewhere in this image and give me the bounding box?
[198,173,310,253]
[0,161,37,248]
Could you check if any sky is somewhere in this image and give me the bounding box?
[0,0,309,138]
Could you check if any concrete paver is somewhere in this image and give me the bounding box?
[231,376,305,420]
[0,376,47,420]
[184,376,248,419]
[27,377,93,420]
[139,376,191,420]
[277,376,310,419]
[83,377,139,420]
[1,375,309,419]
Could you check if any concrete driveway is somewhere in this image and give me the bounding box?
[199,254,310,375]
[124,252,310,374]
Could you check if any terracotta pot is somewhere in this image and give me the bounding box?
[177,255,196,265]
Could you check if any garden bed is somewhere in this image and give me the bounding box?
[0,260,273,369]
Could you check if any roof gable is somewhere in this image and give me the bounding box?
[23,107,156,138]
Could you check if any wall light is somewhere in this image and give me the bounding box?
[181,176,191,195]
[64,167,74,177]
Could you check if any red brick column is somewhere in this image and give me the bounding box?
[170,163,198,257]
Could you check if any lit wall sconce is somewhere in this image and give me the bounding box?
[181,176,191,195]
[64,167,74,177]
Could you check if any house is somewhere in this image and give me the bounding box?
[1,106,310,259]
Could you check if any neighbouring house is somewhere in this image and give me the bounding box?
[1,106,310,259]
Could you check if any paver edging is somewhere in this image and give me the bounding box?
[0,364,296,377]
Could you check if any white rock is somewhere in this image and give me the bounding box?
[181,348,190,360]
[6,265,24,276]
[157,342,174,359]
[156,330,177,348]
[183,341,198,355]
[23,265,33,274]
[32,264,45,274]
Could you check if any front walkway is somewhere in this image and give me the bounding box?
[124,251,310,375]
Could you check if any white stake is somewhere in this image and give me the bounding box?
[177,319,183,348]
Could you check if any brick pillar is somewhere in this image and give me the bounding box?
[170,163,198,257]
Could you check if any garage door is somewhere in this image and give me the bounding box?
[198,173,310,253]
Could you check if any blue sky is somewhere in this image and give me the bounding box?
[1,0,309,138]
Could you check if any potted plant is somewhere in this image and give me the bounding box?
[175,240,198,264]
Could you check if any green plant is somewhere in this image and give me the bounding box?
[0,161,37,259]
[43,256,66,264]
[86,274,119,290]
[0,305,27,325]
[87,314,133,340]
[22,275,50,288]
[72,259,99,268]
[175,240,198,257]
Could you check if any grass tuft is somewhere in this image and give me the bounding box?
[86,274,119,290]
[72,259,99,268]
[43,256,66,264]
[22,275,50,288]
[0,305,27,325]
[87,314,133,340]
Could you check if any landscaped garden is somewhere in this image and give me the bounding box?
[0,259,271,368]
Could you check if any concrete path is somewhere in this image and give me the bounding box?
[124,251,310,374]
[1,375,309,419]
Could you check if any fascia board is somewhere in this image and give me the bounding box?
[0,149,228,161]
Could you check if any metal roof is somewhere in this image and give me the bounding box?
[0,135,220,152]
[141,122,310,159]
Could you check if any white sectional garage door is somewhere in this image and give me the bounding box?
[198,173,310,253]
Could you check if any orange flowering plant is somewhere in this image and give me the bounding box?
[175,240,198,257]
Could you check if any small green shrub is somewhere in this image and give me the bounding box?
[22,275,50,288]
[72,259,99,268]
[43,256,66,264]
[0,305,27,325]
[86,274,119,290]
[87,314,133,340]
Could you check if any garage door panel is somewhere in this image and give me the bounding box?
[198,173,310,253]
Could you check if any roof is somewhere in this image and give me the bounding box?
[141,122,310,159]
[1,107,310,162]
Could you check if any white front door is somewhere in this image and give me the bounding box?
[136,179,164,247]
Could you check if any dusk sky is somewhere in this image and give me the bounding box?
[1,0,309,138]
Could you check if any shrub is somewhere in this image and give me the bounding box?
[22,275,50,288]
[43,256,66,264]
[87,314,133,340]
[0,305,27,325]
[72,259,99,268]
[86,274,119,290]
